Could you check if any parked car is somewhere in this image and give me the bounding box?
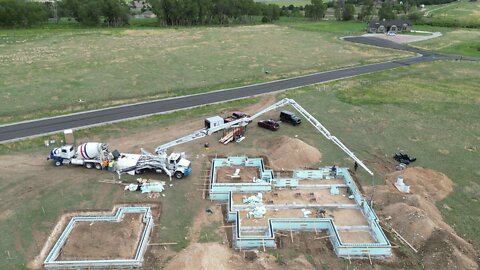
[224,111,251,123]
[258,119,280,131]
[386,31,396,36]
[280,111,301,126]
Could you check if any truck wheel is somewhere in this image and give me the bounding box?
[55,161,62,167]
[85,163,93,169]
[135,169,144,174]
[174,171,184,179]
[95,163,102,170]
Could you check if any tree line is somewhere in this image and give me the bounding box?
[0,0,467,28]
[148,0,280,26]
[0,0,49,27]
[61,0,129,26]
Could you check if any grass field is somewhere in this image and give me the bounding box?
[0,23,410,124]
[0,59,479,268]
[423,0,480,27]
[277,18,367,34]
[283,60,480,251]
[411,25,480,57]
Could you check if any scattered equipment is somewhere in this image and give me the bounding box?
[393,152,416,165]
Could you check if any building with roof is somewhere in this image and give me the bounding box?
[368,19,412,33]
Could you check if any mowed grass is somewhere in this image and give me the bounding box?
[425,0,480,27]
[277,18,367,35]
[283,60,480,250]
[411,26,480,57]
[0,24,410,123]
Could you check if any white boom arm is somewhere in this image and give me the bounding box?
[250,98,374,176]
[154,98,374,176]
[154,118,249,154]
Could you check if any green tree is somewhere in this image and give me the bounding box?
[305,0,327,21]
[0,0,48,27]
[378,0,396,20]
[333,0,344,21]
[342,3,355,20]
[358,0,374,21]
[101,0,129,26]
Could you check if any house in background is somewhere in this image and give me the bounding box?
[367,19,412,33]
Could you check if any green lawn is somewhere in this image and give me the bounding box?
[422,0,480,27]
[283,60,480,251]
[0,22,409,124]
[411,25,480,57]
[276,17,367,35]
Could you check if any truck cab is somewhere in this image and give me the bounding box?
[48,145,75,166]
[167,152,192,179]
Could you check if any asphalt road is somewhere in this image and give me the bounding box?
[0,37,472,143]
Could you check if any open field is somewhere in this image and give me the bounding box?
[423,0,480,27]
[411,26,480,57]
[277,18,367,35]
[0,59,479,269]
[0,23,410,124]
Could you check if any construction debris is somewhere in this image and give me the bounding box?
[124,178,166,193]
[394,176,410,193]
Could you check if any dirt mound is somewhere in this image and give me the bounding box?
[366,167,479,269]
[266,136,321,170]
[421,229,479,270]
[386,167,453,201]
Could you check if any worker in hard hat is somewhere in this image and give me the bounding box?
[108,160,114,172]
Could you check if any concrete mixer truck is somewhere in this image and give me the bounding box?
[47,142,109,169]
[47,142,192,179]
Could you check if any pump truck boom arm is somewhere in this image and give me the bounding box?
[154,98,374,176]
[154,118,248,154]
[250,98,373,176]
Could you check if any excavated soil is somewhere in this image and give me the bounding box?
[57,213,145,260]
[366,167,479,270]
[265,136,321,171]
[163,242,317,270]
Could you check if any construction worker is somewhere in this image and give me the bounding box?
[102,160,108,169]
[331,165,337,177]
[354,162,358,172]
[108,160,114,172]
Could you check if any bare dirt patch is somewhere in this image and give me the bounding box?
[366,167,479,270]
[58,213,144,260]
[265,136,322,170]
[216,166,260,183]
